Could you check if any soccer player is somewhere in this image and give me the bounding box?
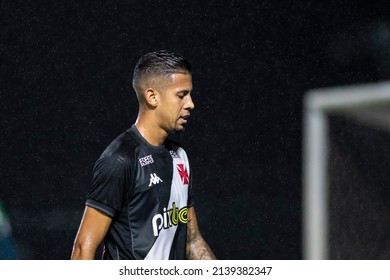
[71,50,216,260]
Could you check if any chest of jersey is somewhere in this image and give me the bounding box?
[128,146,190,238]
[134,148,189,200]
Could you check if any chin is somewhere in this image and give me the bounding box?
[173,126,185,135]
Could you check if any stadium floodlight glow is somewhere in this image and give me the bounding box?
[303,81,390,260]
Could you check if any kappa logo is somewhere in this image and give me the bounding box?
[149,173,163,187]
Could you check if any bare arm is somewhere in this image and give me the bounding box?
[71,206,112,260]
[186,207,216,260]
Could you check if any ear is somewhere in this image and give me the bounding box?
[145,88,159,108]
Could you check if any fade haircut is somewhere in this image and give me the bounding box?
[132,50,192,99]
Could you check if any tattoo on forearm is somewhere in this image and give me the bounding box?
[186,219,216,260]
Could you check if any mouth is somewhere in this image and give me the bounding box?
[179,114,190,124]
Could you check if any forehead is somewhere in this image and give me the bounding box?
[165,73,192,91]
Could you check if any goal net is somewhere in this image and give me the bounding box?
[303,81,390,259]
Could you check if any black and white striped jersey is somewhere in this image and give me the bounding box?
[85,125,194,260]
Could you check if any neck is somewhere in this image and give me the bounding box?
[134,114,168,146]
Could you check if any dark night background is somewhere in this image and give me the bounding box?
[1,0,390,260]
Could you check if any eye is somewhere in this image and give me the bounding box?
[177,90,190,99]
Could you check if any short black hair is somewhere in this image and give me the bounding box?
[132,50,191,95]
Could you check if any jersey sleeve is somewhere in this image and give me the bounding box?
[85,154,131,218]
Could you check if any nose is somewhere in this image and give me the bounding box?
[186,95,195,110]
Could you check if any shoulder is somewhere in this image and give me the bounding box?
[96,129,141,169]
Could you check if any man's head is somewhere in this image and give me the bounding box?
[132,50,194,134]
[132,50,192,99]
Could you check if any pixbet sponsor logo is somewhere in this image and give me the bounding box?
[151,202,188,237]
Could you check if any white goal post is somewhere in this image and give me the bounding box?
[303,81,390,259]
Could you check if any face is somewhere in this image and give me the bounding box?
[155,73,194,133]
